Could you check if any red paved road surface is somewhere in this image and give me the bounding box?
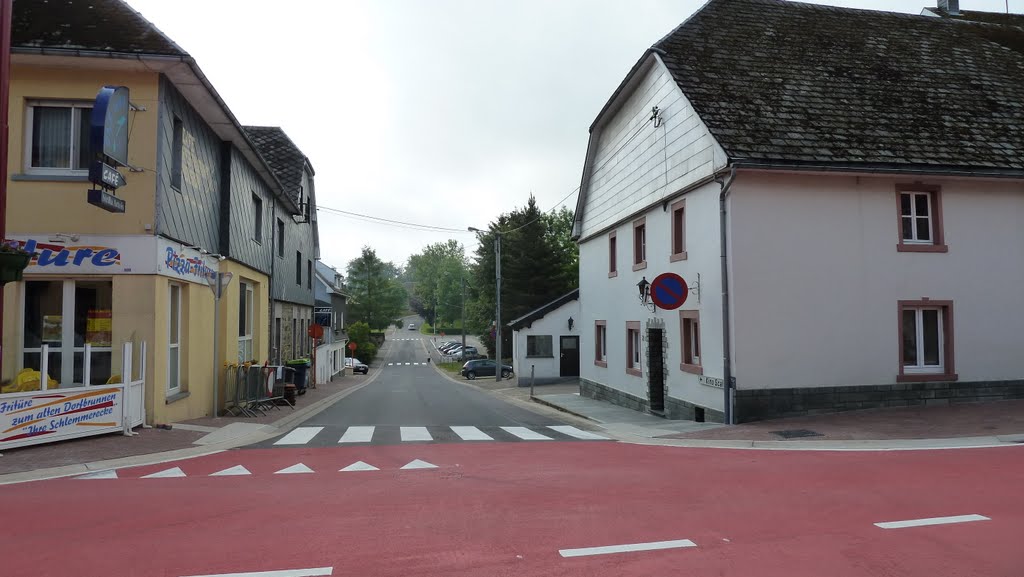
[2,442,1022,577]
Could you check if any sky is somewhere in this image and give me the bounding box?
[125,0,1020,273]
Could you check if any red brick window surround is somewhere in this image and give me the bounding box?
[898,299,956,382]
[897,184,947,253]
[679,309,702,375]
[595,320,607,367]
[670,199,687,262]
[608,231,617,278]
[632,217,647,271]
[626,321,642,377]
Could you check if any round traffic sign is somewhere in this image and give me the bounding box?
[347,341,357,351]
[650,272,688,310]
[307,323,324,339]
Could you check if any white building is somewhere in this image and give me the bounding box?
[508,290,580,386]
[572,0,1024,423]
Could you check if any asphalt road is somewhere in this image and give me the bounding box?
[249,331,573,448]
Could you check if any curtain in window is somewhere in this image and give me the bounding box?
[32,107,71,168]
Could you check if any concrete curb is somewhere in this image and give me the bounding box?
[606,432,1024,451]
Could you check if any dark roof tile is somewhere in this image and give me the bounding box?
[242,126,312,203]
[13,0,185,56]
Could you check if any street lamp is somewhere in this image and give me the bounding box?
[469,226,503,381]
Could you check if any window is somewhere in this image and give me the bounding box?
[595,320,607,367]
[171,116,183,190]
[26,101,92,173]
[671,199,687,261]
[168,284,182,394]
[274,317,282,364]
[292,317,297,359]
[252,192,263,243]
[526,335,553,357]
[632,218,646,271]
[277,219,285,257]
[308,260,313,290]
[898,300,956,382]
[626,321,642,376]
[238,281,254,362]
[296,251,302,285]
[608,232,617,278]
[897,184,947,252]
[680,310,701,374]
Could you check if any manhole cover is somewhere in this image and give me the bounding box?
[771,429,823,439]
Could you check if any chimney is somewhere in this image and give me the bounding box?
[937,0,961,15]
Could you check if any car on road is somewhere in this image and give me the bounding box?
[461,359,513,380]
[344,357,369,374]
[408,323,416,330]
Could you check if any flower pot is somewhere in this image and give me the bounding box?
[0,252,31,283]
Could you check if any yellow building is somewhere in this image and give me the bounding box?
[1,1,300,425]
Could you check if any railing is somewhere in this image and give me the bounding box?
[315,341,346,384]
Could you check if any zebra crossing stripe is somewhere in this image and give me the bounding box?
[274,426,324,445]
[501,426,553,441]
[547,425,609,440]
[339,426,375,443]
[450,426,493,441]
[400,426,432,441]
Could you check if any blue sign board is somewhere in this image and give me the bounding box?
[90,86,130,167]
[650,272,688,310]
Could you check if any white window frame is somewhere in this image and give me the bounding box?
[597,324,607,362]
[900,191,933,244]
[687,319,700,366]
[168,283,182,394]
[903,307,944,374]
[238,281,254,362]
[24,100,93,175]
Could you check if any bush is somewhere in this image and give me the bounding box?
[356,341,378,363]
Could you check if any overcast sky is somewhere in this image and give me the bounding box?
[125,0,1019,273]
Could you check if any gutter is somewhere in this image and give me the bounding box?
[730,159,1024,180]
[715,166,737,425]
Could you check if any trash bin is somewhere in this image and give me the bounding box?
[286,358,311,394]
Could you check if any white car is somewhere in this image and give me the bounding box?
[408,323,416,330]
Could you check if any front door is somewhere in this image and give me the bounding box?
[559,335,580,377]
[647,328,666,413]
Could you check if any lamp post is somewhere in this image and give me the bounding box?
[469,226,502,381]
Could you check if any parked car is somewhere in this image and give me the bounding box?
[440,343,462,354]
[344,357,369,374]
[455,346,479,358]
[461,359,513,380]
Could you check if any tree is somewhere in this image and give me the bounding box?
[347,321,378,362]
[346,247,408,331]
[406,240,468,328]
[468,196,578,359]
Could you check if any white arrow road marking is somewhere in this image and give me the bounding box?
[210,465,252,477]
[548,425,609,440]
[340,461,379,472]
[142,467,186,478]
[179,566,333,577]
[76,470,118,479]
[559,539,697,558]
[273,427,323,445]
[874,514,990,529]
[275,463,314,474]
[400,459,438,470]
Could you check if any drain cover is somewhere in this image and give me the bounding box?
[771,429,823,439]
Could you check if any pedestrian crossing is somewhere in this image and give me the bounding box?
[265,424,610,447]
[386,362,431,366]
[392,338,421,341]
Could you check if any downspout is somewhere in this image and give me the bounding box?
[269,195,277,364]
[716,166,737,425]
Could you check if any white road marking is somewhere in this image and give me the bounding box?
[400,459,438,470]
[559,539,697,558]
[273,426,324,445]
[179,566,333,577]
[451,426,493,441]
[76,470,118,479]
[339,426,375,443]
[387,363,394,366]
[501,426,553,441]
[874,514,990,529]
[210,465,252,477]
[275,463,314,474]
[401,426,432,441]
[548,425,609,440]
[142,467,186,479]
[340,461,379,472]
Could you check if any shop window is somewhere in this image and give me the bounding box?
[26,101,92,174]
[238,281,254,362]
[23,279,112,387]
[168,284,182,394]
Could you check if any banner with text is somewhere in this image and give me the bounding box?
[0,386,125,450]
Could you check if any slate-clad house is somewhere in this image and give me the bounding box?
[243,126,320,364]
[314,260,348,346]
[572,0,1024,423]
[2,0,303,424]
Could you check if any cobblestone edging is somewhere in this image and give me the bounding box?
[736,380,1024,422]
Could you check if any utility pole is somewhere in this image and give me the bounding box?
[460,276,466,355]
[494,231,503,382]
